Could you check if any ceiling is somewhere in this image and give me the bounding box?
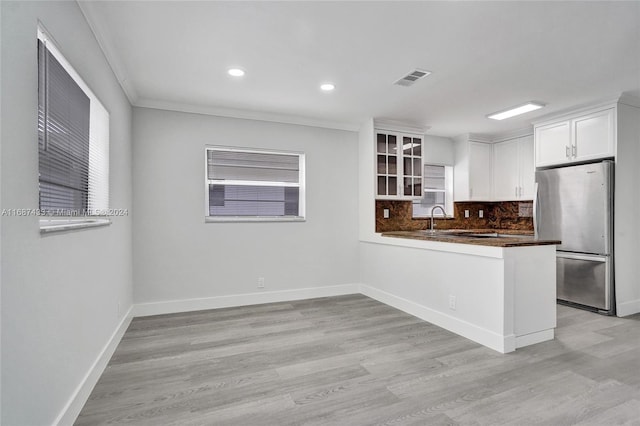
[78,1,640,137]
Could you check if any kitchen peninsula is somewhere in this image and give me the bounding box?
[358,119,561,354]
[360,230,560,353]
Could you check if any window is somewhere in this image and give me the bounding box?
[412,164,453,218]
[205,147,305,221]
[37,28,109,231]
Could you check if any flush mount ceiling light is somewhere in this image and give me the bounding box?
[227,68,245,77]
[320,83,335,92]
[487,101,546,120]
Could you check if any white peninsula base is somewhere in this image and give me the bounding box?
[360,237,557,353]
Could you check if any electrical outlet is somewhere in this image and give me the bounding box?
[383,208,390,219]
[449,295,457,310]
[479,209,484,218]
[464,210,470,218]
[257,277,265,288]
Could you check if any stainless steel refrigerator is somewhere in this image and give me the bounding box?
[535,160,614,315]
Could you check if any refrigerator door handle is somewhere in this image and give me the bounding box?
[556,252,607,262]
[533,182,539,239]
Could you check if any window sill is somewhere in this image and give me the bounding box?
[205,216,306,223]
[40,217,112,234]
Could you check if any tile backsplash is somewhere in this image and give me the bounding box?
[375,200,534,233]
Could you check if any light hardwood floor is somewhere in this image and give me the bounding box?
[76,295,640,425]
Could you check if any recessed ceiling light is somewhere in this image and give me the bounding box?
[487,101,546,120]
[228,68,245,77]
[320,83,335,92]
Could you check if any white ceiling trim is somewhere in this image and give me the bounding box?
[135,98,362,132]
[78,0,361,132]
[373,119,430,135]
[77,0,139,104]
[531,94,632,125]
[489,127,534,143]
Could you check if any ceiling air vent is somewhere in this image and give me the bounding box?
[393,69,431,87]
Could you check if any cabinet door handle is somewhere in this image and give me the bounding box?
[515,186,518,197]
[566,146,571,159]
[572,145,577,157]
[519,186,523,197]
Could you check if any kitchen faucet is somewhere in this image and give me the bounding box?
[430,205,446,232]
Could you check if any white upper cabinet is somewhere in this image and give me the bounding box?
[519,136,535,199]
[493,135,534,200]
[454,135,492,201]
[493,139,520,200]
[468,142,492,200]
[535,121,571,166]
[534,106,615,167]
[375,129,423,200]
[573,108,615,160]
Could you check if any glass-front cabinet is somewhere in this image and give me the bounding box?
[376,130,423,199]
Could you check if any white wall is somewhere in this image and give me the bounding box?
[132,108,360,309]
[423,135,455,165]
[358,119,375,241]
[1,2,133,425]
[0,2,4,420]
[614,103,640,316]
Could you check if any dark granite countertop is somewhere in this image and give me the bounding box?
[381,229,560,247]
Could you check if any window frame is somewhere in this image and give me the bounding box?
[37,25,111,233]
[204,146,306,223]
[412,163,454,218]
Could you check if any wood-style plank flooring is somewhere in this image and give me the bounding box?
[76,295,640,425]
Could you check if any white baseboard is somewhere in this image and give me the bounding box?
[132,284,360,317]
[616,298,640,317]
[515,329,554,349]
[359,284,513,353]
[59,281,558,425]
[54,307,133,426]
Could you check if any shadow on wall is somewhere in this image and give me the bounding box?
[375,200,533,233]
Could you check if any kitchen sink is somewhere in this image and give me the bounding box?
[422,230,533,239]
[465,233,534,239]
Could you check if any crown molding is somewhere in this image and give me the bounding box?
[135,98,361,132]
[453,133,492,144]
[373,119,430,135]
[532,93,640,125]
[467,133,493,143]
[77,0,139,104]
[489,126,533,143]
[619,92,640,108]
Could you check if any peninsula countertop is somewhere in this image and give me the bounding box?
[381,229,561,247]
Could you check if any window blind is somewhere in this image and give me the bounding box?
[207,150,300,183]
[206,148,303,218]
[38,40,91,214]
[413,164,447,217]
[424,164,446,190]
